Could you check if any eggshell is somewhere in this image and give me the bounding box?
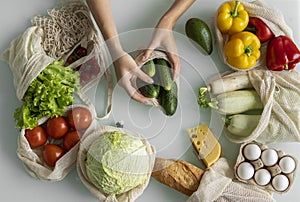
[243,143,261,161]
[254,169,271,186]
[279,156,296,174]
[272,174,289,192]
[237,162,255,180]
[261,149,278,166]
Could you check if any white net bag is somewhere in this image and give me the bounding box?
[187,158,275,202]
[214,0,293,71]
[77,125,156,202]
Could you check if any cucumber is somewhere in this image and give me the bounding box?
[141,60,155,77]
[136,78,160,98]
[160,81,178,116]
[156,59,173,91]
[185,18,213,55]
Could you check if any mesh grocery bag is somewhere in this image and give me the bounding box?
[187,158,275,202]
[133,50,179,110]
[215,0,293,71]
[16,104,96,181]
[77,125,156,202]
[31,0,113,120]
[223,69,300,144]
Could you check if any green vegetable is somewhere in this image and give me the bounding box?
[141,60,156,77]
[85,131,150,195]
[224,114,261,137]
[137,78,160,98]
[185,18,213,55]
[198,88,263,115]
[156,59,173,91]
[160,81,178,116]
[14,60,81,129]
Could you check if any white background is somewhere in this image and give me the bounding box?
[0,0,299,202]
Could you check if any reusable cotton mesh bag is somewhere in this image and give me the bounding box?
[222,69,300,144]
[134,50,179,111]
[0,0,112,181]
[16,104,96,181]
[215,0,293,71]
[187,158,275,202]
[77,125,156,202]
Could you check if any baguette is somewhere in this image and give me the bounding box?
[151,158,204,196]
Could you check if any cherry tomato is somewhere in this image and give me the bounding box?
[25,126,47,148]
[90,65,100,75]
[67,107,92,130]
[80,71,91,84]
[74,46,87,58]
[63,131,82,151]
[46,117,69,139]
[42,144,65,167]
[65,54,78,66]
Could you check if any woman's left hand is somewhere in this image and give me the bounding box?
[140,28,180,80]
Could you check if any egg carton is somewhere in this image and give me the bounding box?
[234,141,297,194]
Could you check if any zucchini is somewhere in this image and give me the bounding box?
[141,60,155,77]
[160,81,178,116]
[225,114,261,137]
[198,88,263,115]
[136,78,160,98]
[156,59,173,91]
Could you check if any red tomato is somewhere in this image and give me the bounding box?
[67,107,92,130]
[74,46,87,58]
[90,65,100,75]
[25,126,47,148]
[80,71,91,84]
[46,117,69,139]
[42,144,65,167]
[63,131,82,151]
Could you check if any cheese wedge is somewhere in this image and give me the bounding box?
[187,124,221,167]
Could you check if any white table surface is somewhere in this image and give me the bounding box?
[0,0,299,202]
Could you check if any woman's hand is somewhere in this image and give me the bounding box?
[141,28,180,80]
[113,52,154,103]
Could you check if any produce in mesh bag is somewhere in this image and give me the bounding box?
[134,50,179,116]
[77,125,156,202]
[199,69,300,144]
[17,104,94,181]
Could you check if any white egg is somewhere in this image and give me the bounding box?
[272,174,289,192]
[243,143,261,161]
[236,162,255,180]
[279,156,296,174]
[261,149,278,167]
[254,168,271,186]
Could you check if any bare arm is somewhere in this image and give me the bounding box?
[142,0,196,80]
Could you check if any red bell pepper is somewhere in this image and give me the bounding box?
[266,35,300,71]
[245,17,274,43]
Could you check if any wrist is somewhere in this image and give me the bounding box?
[156,15,174,30]
[105,37,125,60]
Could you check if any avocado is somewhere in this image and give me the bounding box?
[185,18,213,55]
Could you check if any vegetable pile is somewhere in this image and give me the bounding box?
[216,0,300,70]
[24,106,92,167]
[14,60,81,129]
[198,73,263,137]
[137,58,178,116]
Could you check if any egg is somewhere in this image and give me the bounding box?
[261,149,278,167]
[254,168,271,186]
[272,174,289,192]
[279,156,296,174]
[243,143,261,161]
[236,162,255,180]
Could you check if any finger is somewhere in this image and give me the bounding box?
[134,67,154,84]
[166,52,181,80]
[121,80,153,103]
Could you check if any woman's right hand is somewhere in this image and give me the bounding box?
[113,52,154,104]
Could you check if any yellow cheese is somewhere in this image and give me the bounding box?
[187,124,221,167]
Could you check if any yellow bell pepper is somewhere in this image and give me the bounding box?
[217,1,249,35]
[224,31,261,70]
